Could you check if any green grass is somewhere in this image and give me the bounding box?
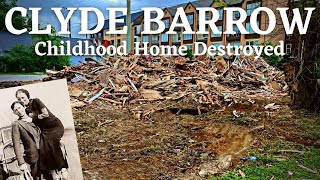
[300,118,320,139]
[210,141,320,180]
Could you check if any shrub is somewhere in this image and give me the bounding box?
[261,42,284,70]
[0,55,12,72]
[184,48,194,60]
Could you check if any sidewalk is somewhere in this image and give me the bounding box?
[0,75,47,82]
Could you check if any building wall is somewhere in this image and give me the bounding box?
[101,0,288,55]
[91,24,136,53]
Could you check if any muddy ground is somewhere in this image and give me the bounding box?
[1,81,319,179]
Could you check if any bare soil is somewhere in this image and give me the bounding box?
[74,97,319,180]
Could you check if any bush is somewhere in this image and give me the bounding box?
[0,55,12,72]
[184,48,194,60]
[2,29,71,73]
[261,42,284,70]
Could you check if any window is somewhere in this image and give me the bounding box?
[212,43,222,48]
[286,44,292,54]
[233,11,241,20]
[117,39,121,46]
[151,22,159,31]
[229,41,241,50]
[143,35,149,42]
[246,40,259,46]
[227,25,241,37]
[136,25,141,34]
[134,37,141,43]
[161,34,169,42]
[111,40,114,45]
[186,45,192,50]
[218,9,223,20]
[247,2,261,16]
[111,34,114,37]
[211,43,222,52]
[163,19,169,28]
[183,34,193,40]
[246,22,259,34]
[197,27,208,40]
[172,32,181,42]
[152,35,159,44]
[233,25,240,34]
[187,14,194,24]
[211,26,222,37]
[198,44,204,53]
[205,12,210,20]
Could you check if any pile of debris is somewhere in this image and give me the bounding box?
[46,55,288,116]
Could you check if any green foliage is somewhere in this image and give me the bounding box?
[0,55,12,72]
[211,142,320,180]
[0,0,31,31]
[261,42,284,70]
[0,28,70,73]
[300,118,320,139]
[8,44,38,72]
[184,48,194,60]
[215,0,227,7]
[30,29,70,71]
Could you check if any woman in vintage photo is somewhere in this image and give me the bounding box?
[11,101,40,179]
[15,89,68,180]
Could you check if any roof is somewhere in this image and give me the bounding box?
[133,12,159,26]
[0,31,94,52]
[90,11,143,31]
[165,0,243,16]
[192,0,214,8]
[166,2,189,15]
[224,0,243,5]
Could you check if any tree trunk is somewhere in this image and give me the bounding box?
[286,0,320,111]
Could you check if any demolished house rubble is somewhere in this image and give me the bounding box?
[45,55,288,118]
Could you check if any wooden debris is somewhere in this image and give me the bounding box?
[45,56,288,116]
[140,89,164,101]
[280,150,304,154]
[297,164,319,174]
[238,169,246,178]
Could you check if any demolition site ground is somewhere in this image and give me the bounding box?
[74,97,320,180]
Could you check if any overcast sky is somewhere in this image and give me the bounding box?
[17,0,192,38]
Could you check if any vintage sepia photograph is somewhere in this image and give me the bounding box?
[0,79,83,180]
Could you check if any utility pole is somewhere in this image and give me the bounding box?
[63,7,72,38]
[68,19,72,38]
[126,0,131,54]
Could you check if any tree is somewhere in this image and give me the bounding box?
[285,0,320,111]
[30,28,70,71]
[6,28,70,72]
[0,0,31,31]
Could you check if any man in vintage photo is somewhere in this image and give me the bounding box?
[0,79,83,180]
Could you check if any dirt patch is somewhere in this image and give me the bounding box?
[74,106,253,180]
[0,80,41,89]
